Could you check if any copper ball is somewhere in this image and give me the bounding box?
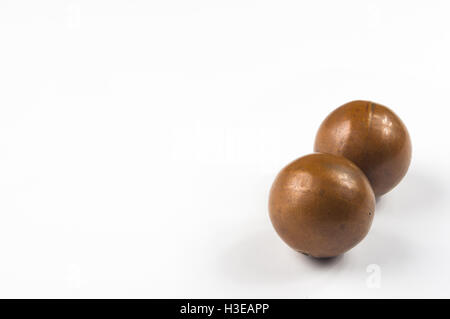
[314,100,412,197]
[269,153,375,258]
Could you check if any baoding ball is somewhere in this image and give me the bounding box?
[314,100,412,197]
[269,153,375,258]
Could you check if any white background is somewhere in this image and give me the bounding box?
[0,0,449,298]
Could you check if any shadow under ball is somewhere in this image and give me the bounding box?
[269,153,375,258]
[314,100,412,197]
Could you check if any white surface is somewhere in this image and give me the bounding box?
[0,1,449,298]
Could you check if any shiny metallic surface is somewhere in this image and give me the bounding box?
[269,153,375,258]
[314,100,412,197]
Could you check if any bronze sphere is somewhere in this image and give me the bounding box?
[269,153,375,258]
[314,100,412,197]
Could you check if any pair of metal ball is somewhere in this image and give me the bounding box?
[269,100,412,258]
